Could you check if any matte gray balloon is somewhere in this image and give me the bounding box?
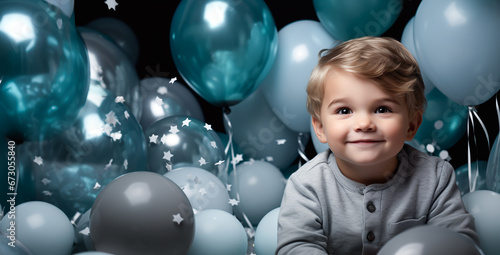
[89,172,194,255]
[139,77,204,130]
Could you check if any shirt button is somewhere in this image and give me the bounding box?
[367,231,375,242]
[367,202,376,213]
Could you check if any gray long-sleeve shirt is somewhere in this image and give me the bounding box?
[276,144,479,255]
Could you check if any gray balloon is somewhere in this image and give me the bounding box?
[89,172,194,255]
[139,77,204,131]
[378,225,482,255]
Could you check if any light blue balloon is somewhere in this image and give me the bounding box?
[17,84,148,218]
[0,201,75,255]
[254,207,280,255]
[414,0,500,106]
[0,231,31,255]
[228,87,300,169]
[187,209,247,255]
[164,166,232,214]
[310,120,330,154]
[486,134,500,193]
[139,77,204,130]
[462,190,500,255]
[455,161,488,196]
[170,0,278,107]
[0,0,90,142]
[313,0,403,41]
[228,160,285,226]
[261,20,339,132]
[400,16,434,95]
[86,17,139,64]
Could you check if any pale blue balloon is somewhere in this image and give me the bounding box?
[261,20,339,132]
[187,209,247,255]
[313,0,402,41]
[164,166,232,214]
[228,87,300,169]
[462,190,500,255]
[486,134,500,193]
[228,160,285,226]
[170,0,278,107]
[400,16,434,95]
[0,232,31,255]
[310,120,330,154]
[455,161,488,196]
[0,201,75,255]
[414,0,500,105]
[254,207,280,255]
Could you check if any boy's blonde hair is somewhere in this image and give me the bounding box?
[306,36,426,120]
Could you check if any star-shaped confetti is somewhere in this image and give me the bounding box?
[157,86,168,95]
[226,184,232,191]
[93,182,101,190]
[161,134,169,145]
[34,156,43,165]
[169,77,177,84]
[276,139,287,145]
[105,0,118,10]
[105,111,120,127]
[123,159,129,170]
[198,157,207,166]
[42,190,52,196]
[215,160,225,166]
[204,123,212,130]
[163,151,174,161]
[154,96,164,106]
[182,118,191,127]
[210,141,218,149]
[169,125,180,134]
[79,227,90,236]
[110,131,122,141]
[41,178,51,185]
[199,188,207,196]
[231,154,243,165]
[124,111,130,119]
[228,198,239,206]
[149,134,158,144]
[115,96,125,104]
[266,156,274,162]
[172,213,184,225]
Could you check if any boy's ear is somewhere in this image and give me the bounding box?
[312,117,328,143]
[406,111,423,141]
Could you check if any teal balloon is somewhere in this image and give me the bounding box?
[455,161,488,196]
[462,190,500,255]
[0,201,75,255]
[313,0,402,41]
[45,0,74,18]
[17,84,147,218]
[486,134,500,193]
[414,88,468,150]
[228,87,300,169]
[170,0,278,106]
[187,209,247,255]
[414,0,500,106]
[0,0,90,142]
[254,207,280,255]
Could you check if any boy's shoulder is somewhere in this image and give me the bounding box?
[400,144,454,177]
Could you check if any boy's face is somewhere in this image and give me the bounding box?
[312,69,421,170]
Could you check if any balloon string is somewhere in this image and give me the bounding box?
[466,106,481,193]
[222,108,254,232]
[297,132,309,162]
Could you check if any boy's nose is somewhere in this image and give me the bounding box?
[354,114,376,132]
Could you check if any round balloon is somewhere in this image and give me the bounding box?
[228,160,286,226]
[254,207,280,255]
[145,116,226,179]
[378,225,482,255]
[187,209,247,255]
[165,166,232,214]
[90,171,195,255]
[0,201,75,255]
[261,20,339,132]
[170,0,278,106]
[78,27,142,119]
[462,190,500,255]
[313,0,402,41]
[16,83,147,218]
[139,77,204,130]
[486,133,500,193]
[0,0,90,142]
[0,231,31,255]
[228,87,300,169]
[413,0,500,105]
[455,161,487,196]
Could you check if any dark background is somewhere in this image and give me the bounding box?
[73,0,499,169]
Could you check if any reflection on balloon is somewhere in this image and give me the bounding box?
[414,0,500,105]
[313,0,402,41]
[45,0,74,18]
[0,201,75,255]
[139,77,204,130]
[145,116,226,179]
[228,160,285,226]
[455,161,487,196]
[90,172,194,255]
[187,209,247,255]
[462,190,500,255]
[79,27,142,119]
[261,20,339,132]
[254,207,280,255]
[0,0,89,142]
[170,0,278,106]
[17,84,147,218]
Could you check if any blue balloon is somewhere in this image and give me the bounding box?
[313,0,403,41]
[455,161,488,196]
[0,0,90,142]
[170,0,278,106]
[486,134,500,193]
[0,231,31,255]
[187,209,247,255]
[414,0,500,105]
[17,84,148,218]
[254,207,280,255]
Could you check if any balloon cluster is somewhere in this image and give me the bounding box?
[1,0,500,255]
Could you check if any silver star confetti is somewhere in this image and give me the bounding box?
[172,213,184,224]
[169,77,177,84]
[149,134,158,144]
[93,182,101,190]
[215,160,225,166]
[110,131,122,141]
[198,157,207,166]
[124,111,130,119]
[228,198,239,206]
[161,134,169,145]
[210,141,218,149]
[276,139,287,145]
[34,156,43,166]
[105,111,120,127]
[231,154,243,165]
[169,125,180,134]
[182,118,191,127]
[163,151,174,161]
[204,123,212,130]
[114,96,125,104]
[104,0,118,10]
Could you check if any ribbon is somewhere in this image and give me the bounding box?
[467,106,490,193]
[297,132,309,163]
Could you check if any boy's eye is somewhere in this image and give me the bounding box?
[375,106,392,114]
[336,108,352,115]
